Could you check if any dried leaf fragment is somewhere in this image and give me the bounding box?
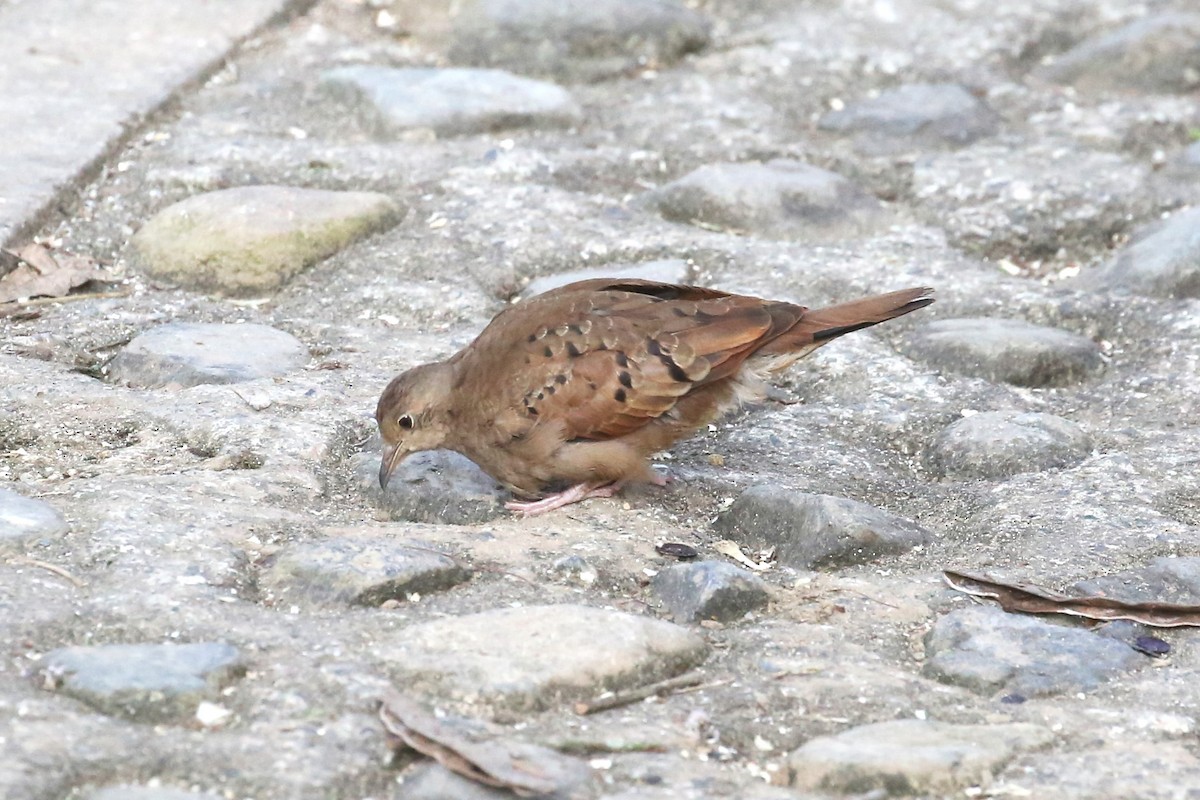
[713,539,773,571]
[943,570,1200,628]
[0,243,110,304]
[379,690,591,797]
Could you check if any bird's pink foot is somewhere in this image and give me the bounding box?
[648,468,672,487]
[505,481,619,517]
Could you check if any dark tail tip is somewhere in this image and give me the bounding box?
[812,319,881,341]
[810,287,934,341]
[898,287,936,315]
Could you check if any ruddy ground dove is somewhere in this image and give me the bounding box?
[376,279,933,515]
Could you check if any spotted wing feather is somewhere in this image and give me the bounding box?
[459,280,809,444]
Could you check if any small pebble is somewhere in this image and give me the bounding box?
[1132,636,1171,657]
[656,542,699,560]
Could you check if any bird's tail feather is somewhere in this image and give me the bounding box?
[759,287,934,355]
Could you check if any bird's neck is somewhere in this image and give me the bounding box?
[422,360,461,448]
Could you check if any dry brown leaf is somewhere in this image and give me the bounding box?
[379,690,591,797]
[712,539,773,571]
[0,244,110,304]
[943,569,1200,627]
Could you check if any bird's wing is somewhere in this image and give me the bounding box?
[460,280,806,442]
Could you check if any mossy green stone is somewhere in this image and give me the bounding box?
[131,185,403,297]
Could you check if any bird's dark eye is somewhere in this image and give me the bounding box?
[398,414,414,430]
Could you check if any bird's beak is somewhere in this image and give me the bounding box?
[378,443,407,490]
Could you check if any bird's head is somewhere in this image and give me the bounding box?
[374,362,455,489]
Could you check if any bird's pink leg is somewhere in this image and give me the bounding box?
[505,470,671,517]
[505,481,620,516]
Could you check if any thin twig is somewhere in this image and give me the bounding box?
[841,587,901,610]
[1,289,130,309]
[673,677,732,695]
[7,556,86,587]
[574,670,706,715]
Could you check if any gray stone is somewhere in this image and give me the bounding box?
[107,323,308,389]
[651,560,769,623]
[521,259,691,300]
[648,160,884,239]
[396,749,594,800]
[357,449,507,525]
[818,83,999,149]
[1035,13,1200,93]
[905,318,1103,387]
[85,786,224,800]
[375,604,707,713]
[927,411,1092,480]
[1085,206,1200,298]
[41,642,244,722]
[1020,743,1200,799]
[397,763,545,799]
[130,185,402,297]
[713,487,930,569]
[1093,619,1161,653]
[260,538,471,608]
[319,66,580,138]
[924,605,1143,697]
[448,0,711,82]
[0,0,293,246]
[788,719,1054,794]
[0,487,69,551]
[1073,556,1200,605]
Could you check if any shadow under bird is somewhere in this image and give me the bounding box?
[376,278,934,515]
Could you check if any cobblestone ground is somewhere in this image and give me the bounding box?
[3,1,1200,798]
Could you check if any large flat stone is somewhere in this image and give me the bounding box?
[924,605,1143,698]
[107,323,309,389]
[649,160,884,239]
[130,185,402,297]
[375,604,707,714]
[819,83,999,150]
[905,317,1103,387]
[447,0,711,82]
[319,66,581,138]
[0,0,303,247]
[713,487,930,569]
[651,560,770,623]
[260,537,471,608]
[788,719,1054,794]
[42,642,244,722]
[927,411,1093,480]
